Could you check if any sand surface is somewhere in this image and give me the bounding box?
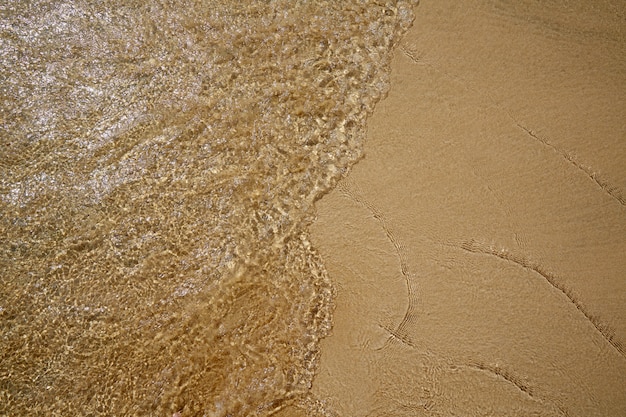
[309,1,626,415]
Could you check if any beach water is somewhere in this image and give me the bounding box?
[0,1,416,415]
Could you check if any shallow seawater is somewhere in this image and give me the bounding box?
[0,1,415,415]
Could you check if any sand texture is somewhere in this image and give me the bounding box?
[310,1,626,415]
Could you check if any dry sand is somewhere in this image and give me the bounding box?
[309,1,626,415]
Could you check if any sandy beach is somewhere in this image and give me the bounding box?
[309,1,626,415]
[2,1,624,415]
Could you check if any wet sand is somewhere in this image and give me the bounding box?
[309,1,626,415]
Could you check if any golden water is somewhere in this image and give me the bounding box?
[0,1,415,415]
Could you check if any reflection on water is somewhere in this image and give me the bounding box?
[0,0,415,415]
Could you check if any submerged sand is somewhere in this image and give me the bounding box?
[0,1,415,415]
[310,1,626,415]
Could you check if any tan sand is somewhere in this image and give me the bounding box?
[309,1,626,415]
